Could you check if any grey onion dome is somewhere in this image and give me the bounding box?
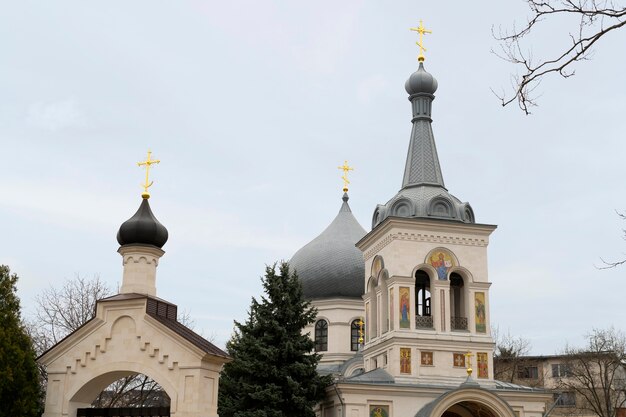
[405,62,438,95]
[290,193,366,300]
[117,198,169,248]
[373,62,475,229]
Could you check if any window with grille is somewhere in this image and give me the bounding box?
[350,320,362,351]
[315,320,328,352]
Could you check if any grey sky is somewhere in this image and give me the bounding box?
[1,1,625,354]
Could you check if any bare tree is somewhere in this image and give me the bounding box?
[556,328,626,417]
[30,274,198,408]
[493,0,626,114]
[598,212,626,269]
[493,326,534,383]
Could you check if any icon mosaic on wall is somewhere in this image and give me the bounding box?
[425,248,456,280]
[399,287,410,329]
[370,405,389,417]
[400,348,411,374]
[453,353,465,368]
[421,351,433,366]
[474,292,486,333]
[477,352,488,378]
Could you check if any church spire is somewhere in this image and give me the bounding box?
[371,28,475,228]
[401,61,444,189]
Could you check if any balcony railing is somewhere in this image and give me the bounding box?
[451,316,468,330]
[415,315,433,329]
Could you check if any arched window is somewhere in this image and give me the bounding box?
[415,270,432,329]
[350,320,363,351]
[450,273,467,330]
[314,320,328,352]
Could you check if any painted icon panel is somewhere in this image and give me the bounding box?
[370,405,389,417]
[399,287,410,329]
[400,348,411,374]
[475,292,486,333]
[426,248,456,280]
[477,352,488,378]
[453,353,466,368]
[421,351,433,366]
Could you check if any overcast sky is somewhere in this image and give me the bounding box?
[1,1,625,354]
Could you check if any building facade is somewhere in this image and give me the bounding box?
[290,58,552,417]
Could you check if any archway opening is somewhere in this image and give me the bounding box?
[92,373,170,408]
[415,270,432,329]
[450,273,467,330]
[70,371,172,417]
[443,401,499,417]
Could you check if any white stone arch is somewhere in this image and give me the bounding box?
[378,269,390,334]
[40,295,229,417]
[67,362,177,416]
[425,387,517,417]
[366,276,378,339]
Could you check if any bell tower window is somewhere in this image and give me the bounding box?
[415,270,432,328]
[450,273,467,330]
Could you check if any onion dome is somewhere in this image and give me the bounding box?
[117,198,169,248]
[290,193,366,300]
[405,62,438,95]
[372,62,474,228]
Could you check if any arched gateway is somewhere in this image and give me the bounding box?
[39,189,230,417]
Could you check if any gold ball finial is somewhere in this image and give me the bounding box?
[338,160,354,193]
[137,150,160,199]
[410,20,432,62]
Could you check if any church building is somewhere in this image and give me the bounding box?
[289,25,551,417]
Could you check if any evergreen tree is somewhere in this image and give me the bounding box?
[0,265,42,417]
[218,262,331,417]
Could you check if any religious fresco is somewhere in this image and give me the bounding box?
[474,292,486,333]
[426,248,456,280]
[399,287,410,329]
[372,256,384,279]
[477,352,488,378]
[453,353,466,368]
[421,351,433,366]
[400,348,411,374]
[369,405,389,417]
[389,289,394,331]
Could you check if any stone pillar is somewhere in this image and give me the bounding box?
[118,244,164,296]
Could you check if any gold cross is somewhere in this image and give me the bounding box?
[464,351,474,376]
[357,318,365,344]
[410,20,432,62]
[137,150,160,199]
[337,160,354,192]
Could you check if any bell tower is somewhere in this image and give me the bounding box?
[358,34,497,386]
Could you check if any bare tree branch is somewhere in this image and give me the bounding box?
[494,0,626,114]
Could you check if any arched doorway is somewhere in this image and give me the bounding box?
[442,401,499,417]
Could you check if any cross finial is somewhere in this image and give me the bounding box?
[464,351,474,376]
[410,20,432,62]
[137,150,160,199]
[337,160,354,193]
[357,317,365,345]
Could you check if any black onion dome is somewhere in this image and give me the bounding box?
[405,62,438,95]
[117,198,168,248]
[290,193,366,300]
